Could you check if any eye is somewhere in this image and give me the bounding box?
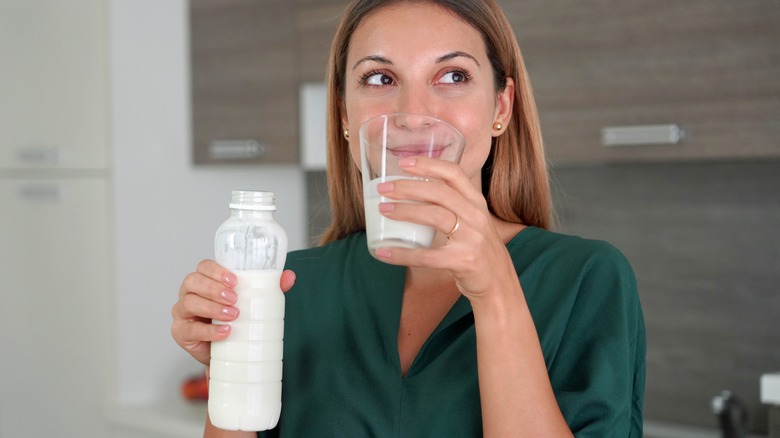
[439,69,471,85]
[360,71,395,86]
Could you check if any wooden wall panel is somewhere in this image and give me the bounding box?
[500,0,780,164]
[191,1,779,165]
[552,161,780,433]
[191,0,346,164]
[295,2,346,82]
[191,0,299,164]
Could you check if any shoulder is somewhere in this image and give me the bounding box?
[508,227,639,323]
[521,230,645,435]
[509,226,634,277]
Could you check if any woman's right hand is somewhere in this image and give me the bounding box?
[171,260,297,366]
[171,260,239,366]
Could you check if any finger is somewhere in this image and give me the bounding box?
[378,178,485,237]
[280,270,296,293]
[172,317,231,346]
[378,200,457,235]
[373,245,471,272]
[196,259,237,287]
[173,292,240,322]
[378,176,483,216]
[171,319,230,366]
[179,270,237,305]
[398,156,483,202]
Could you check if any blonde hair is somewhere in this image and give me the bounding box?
[320,0,552,245]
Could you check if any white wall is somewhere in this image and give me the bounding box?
[110,0,306,406]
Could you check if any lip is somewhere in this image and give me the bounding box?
[388,146,446,159]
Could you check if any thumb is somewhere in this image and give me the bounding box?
[280,269,296,293]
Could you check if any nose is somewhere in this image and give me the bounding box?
[393,112,435,131]
[395,83,436,122]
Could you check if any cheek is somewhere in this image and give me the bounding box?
[348,139,361,170]
[460,136,492,178]
[456,120,495,177]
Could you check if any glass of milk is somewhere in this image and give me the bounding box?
[359,113,465,258]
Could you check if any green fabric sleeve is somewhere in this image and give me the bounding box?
[546,242,645,437]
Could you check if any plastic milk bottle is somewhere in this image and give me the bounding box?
[209,190,287,431]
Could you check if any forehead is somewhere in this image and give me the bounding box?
[348,2,486,62]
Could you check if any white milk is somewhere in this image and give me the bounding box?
[209,269,285,431]
[364,177,435,255]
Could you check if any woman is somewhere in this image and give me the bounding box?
[172,0,646,436]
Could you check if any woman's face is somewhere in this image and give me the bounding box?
[341,1,513,186]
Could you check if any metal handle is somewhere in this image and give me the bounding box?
[209,139,265,160]
[17,147,60,165]
[600,124,685,147]
[18,184,61,202]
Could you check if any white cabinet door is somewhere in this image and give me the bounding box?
[0,178,111,437]
[0,1,107,169]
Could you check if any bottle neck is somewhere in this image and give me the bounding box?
[230,208,275,220]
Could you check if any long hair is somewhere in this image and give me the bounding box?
[320,0,552,245]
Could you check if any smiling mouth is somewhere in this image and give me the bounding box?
[389,146,446,159]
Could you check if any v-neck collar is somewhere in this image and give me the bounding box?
[353,234,475,379]
[351,228,535,379]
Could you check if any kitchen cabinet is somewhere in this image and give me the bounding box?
[191,0,779,167]
[0,1,111,437]
[190,0,300,164]
[501,0,780,164]
[0,179,111,437]
[189,0,347,165]
[500,0,780,165]
[0,1,108,170]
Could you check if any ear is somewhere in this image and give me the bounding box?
[492,77,515,136]
[339,98,349,132]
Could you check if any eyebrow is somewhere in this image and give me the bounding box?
[436,51,481,67]
[351,51,481,71]
[352,55,393,71]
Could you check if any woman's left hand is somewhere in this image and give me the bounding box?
[373,155,519,299]
[375,157,572,438]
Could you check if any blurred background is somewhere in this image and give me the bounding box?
[1,0,778,437]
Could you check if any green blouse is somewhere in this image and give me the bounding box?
[259,227,645,437]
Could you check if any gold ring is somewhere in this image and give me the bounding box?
[445,214,460,239]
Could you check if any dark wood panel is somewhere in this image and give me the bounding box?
[542,97,780,163]
[191,0,299,164]
[552,161,780,432]
[499,0,780,164]
[295,2,345,82]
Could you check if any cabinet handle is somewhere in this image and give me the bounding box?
[600,124,685,147]
[17,147,60,166]
[18,184,61,202]
[209,139,265,160]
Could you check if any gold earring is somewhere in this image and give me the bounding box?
[343,129,350,139]
[493,121,503,131]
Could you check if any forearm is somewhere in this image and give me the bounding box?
[471,275,572,438]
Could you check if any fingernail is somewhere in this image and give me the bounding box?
[375,248,392,259]
[377,182,393,193]
[379,202,395,213]
[399,157,416,167]
[216,324,230,333]
[220,290,237,304]
[223,272,237,287]
[221,306,239,319]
